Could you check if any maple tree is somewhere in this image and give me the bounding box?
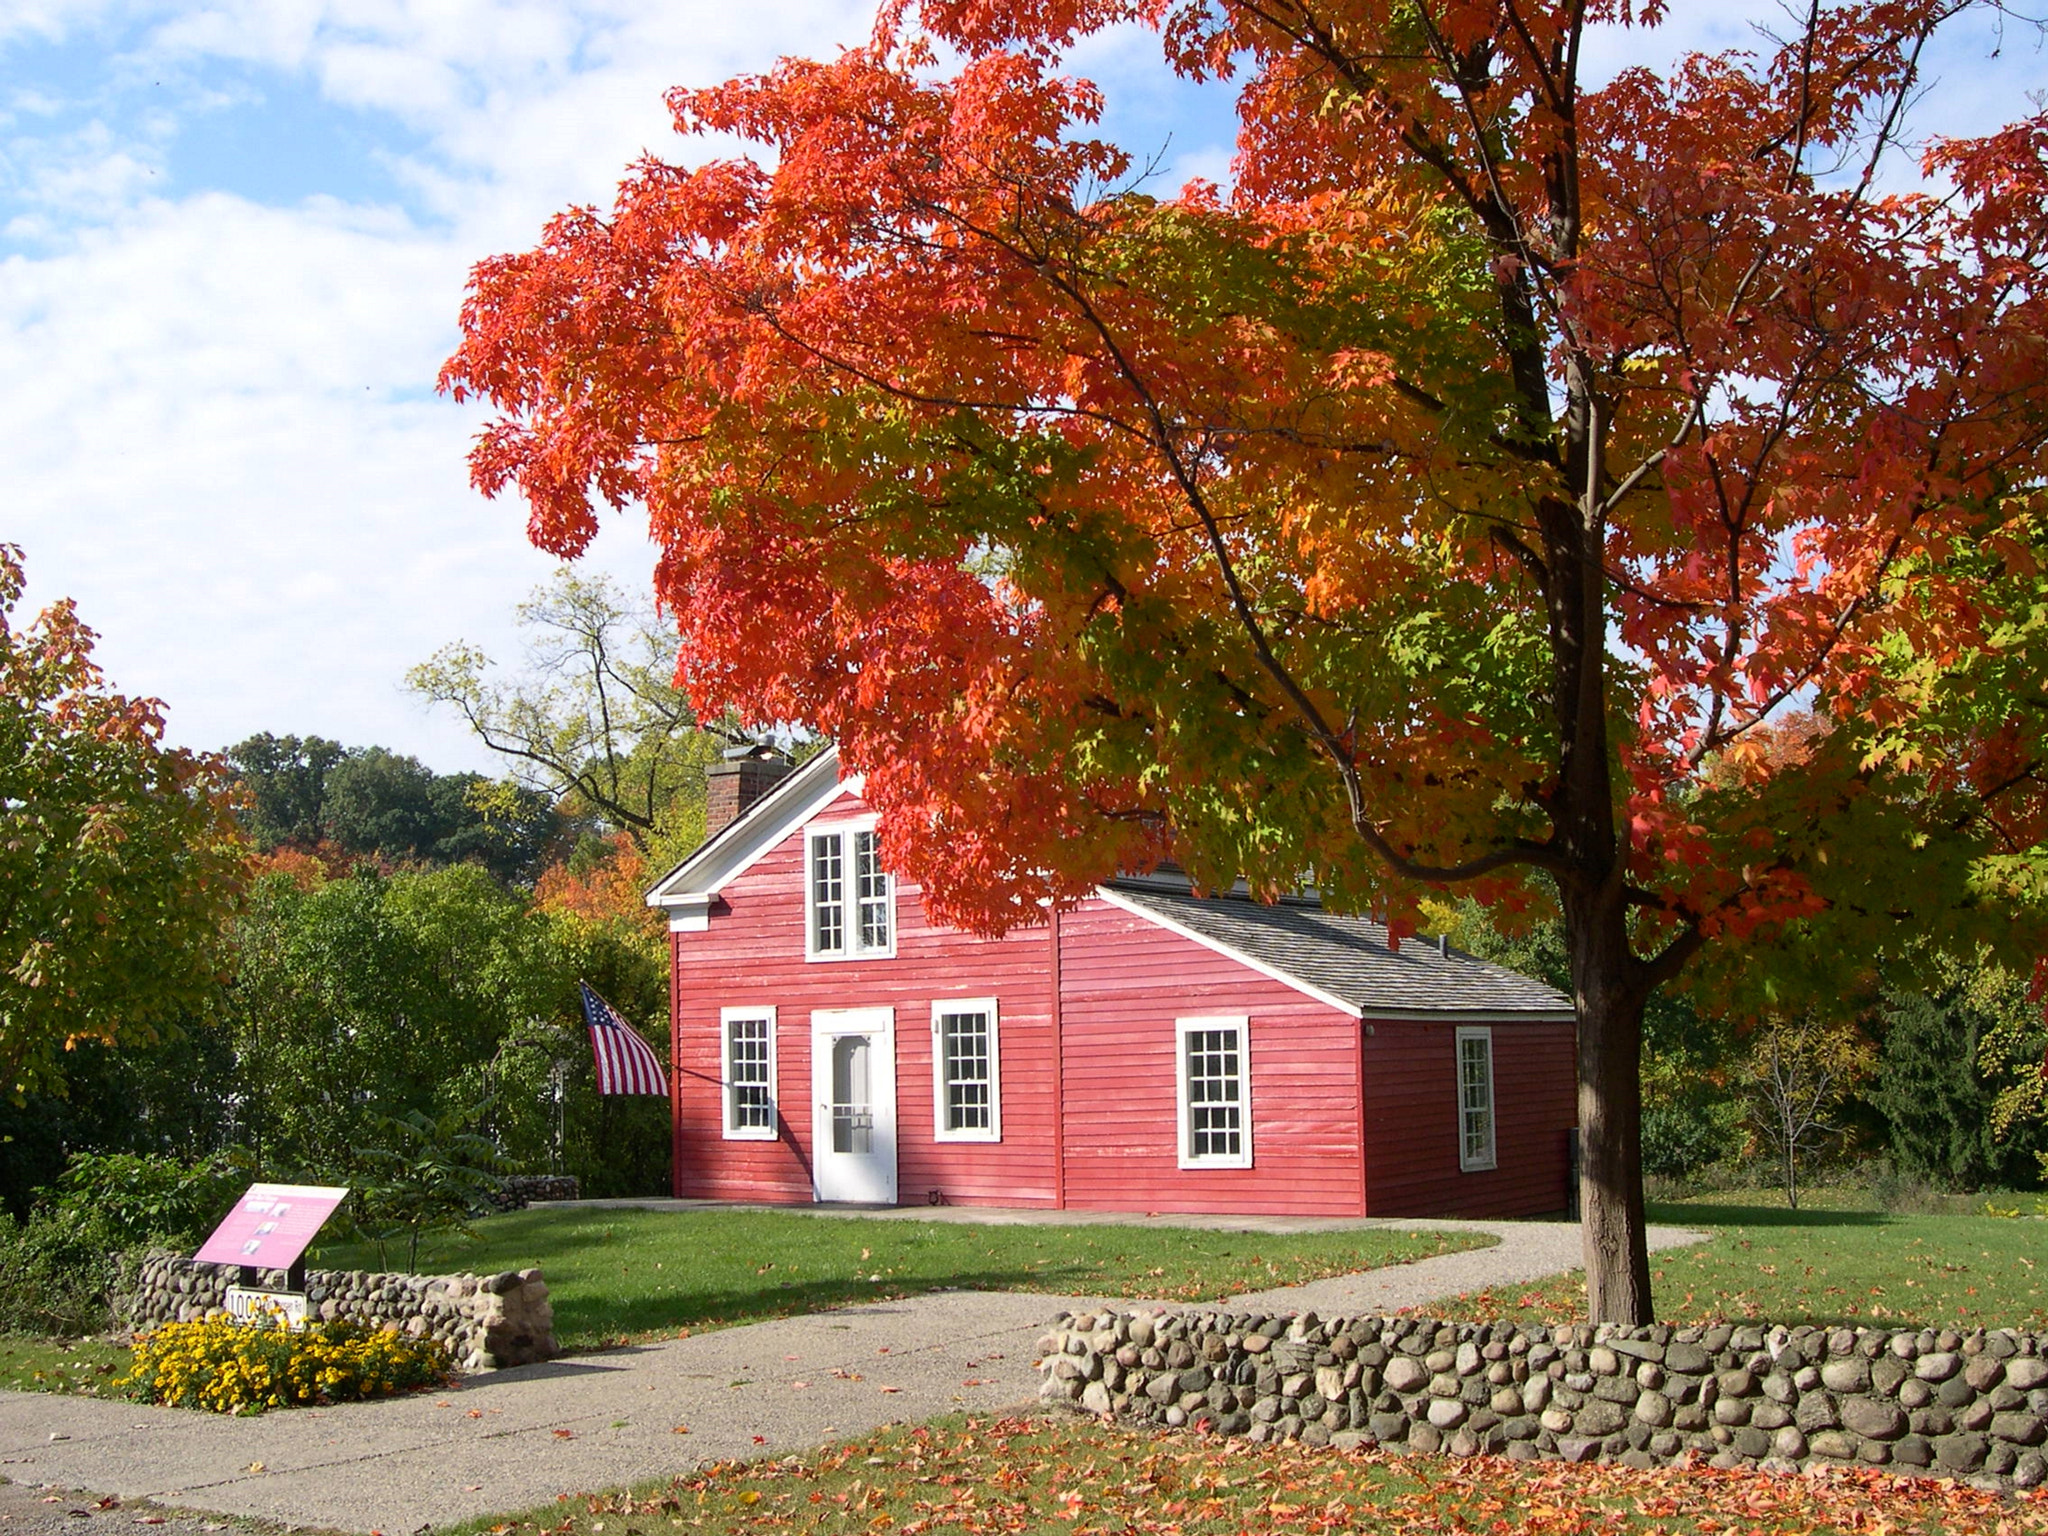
[444,0,2048,1321]
[0,545,245,1100]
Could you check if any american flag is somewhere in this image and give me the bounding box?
[581,982,668,1096]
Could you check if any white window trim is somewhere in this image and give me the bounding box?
[803,815,896,962]
[1456,1025,1497,1172]
[1175,1015,1253,1170]
[720,1006,779,1141]
[931,997,1002,1143]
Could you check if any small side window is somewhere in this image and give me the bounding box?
[1176,1016,1252,1170]
[933,999,1001,1142]
[1456,1026,1495,1172]
[722,1007,778,1140]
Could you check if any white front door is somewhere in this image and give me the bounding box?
[811,1008,897,1204]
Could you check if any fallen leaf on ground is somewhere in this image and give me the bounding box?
[672,1425,690,1434]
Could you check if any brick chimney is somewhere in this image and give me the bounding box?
[704,744,794,838]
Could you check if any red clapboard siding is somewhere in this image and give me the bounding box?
[668,777,1576,1219]
[669,789,1059,1208]
[1055,900,1366,1218]
[1361,1016,1577,1217]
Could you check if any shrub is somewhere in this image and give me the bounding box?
[122,1316,452,1413]
[49,1148,254,1250]
[1640,1097,1738,1182]
[0,1210,118,1336]
[0,1147,259,1338]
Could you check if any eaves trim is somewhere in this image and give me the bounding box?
[644,746,854,909]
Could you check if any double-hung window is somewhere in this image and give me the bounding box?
[1175,1016,1252,1169]
[1456,1026,1496,1172]
[932,999,1001,1142]
[721,1007,778,1139]
[807,820,893,960]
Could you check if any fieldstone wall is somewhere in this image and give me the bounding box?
[119,1254,559,1372]
[1039,1308,2048,1492]
[488,1174,581,1211]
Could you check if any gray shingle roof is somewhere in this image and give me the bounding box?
[1107,882,1574,1019]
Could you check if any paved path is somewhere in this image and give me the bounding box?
[0,1216,1705,1535]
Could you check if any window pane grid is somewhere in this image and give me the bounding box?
[811,834,844,952]
[939,1010,991,1131]
[1459,1033,1493,1166]
[727,1017,772,1131]
[1185,1027,1243,1159]
[854,830,889,950]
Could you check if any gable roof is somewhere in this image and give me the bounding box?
[1100,881,1574,1022]
[644,744,851,911]
[646,745,1574,1022]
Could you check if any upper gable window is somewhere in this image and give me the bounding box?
[806,818,894,960]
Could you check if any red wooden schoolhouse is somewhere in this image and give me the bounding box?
[645,745,1579,1218]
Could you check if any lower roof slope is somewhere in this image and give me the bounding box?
[1108,882,1574,1020]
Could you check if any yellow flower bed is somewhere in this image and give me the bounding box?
[122,1315,452,1414]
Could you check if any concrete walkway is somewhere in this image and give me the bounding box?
[0,1214,1705,1534]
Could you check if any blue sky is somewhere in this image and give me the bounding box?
[2,2,2040,775]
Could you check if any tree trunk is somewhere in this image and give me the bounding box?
[1564,886,1655,1324]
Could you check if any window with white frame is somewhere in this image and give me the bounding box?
[721,1007,778,1139]
[932,999,1001,1142]
[806,821,893,959]
[1456,1026,1496,1171]
[1176,1016,1252,1169]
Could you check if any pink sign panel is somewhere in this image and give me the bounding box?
[194,1183,350,1270]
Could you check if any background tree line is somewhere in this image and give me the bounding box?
[1443,900,2048,1206]
[1,565,719,1223]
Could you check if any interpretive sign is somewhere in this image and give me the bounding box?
[195,1183,349,1271]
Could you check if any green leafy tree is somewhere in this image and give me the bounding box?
[409,568,739,855]
[0,544,245,1101]
[0,1020,239,1219]
[354,1105,501,1272]
[224,733,346,850]
[1927,959,2048,1189]
[228,737,557,884]
[227,862,668,1195]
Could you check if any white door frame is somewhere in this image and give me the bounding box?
[810,1007,897,1204]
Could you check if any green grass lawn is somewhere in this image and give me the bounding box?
[313,1209,1490,1349]
[1435,1199,2048,1330]
[447,1412,2041,1536]
[0,1336,130,1397]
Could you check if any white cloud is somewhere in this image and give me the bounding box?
[2,0,869,770]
